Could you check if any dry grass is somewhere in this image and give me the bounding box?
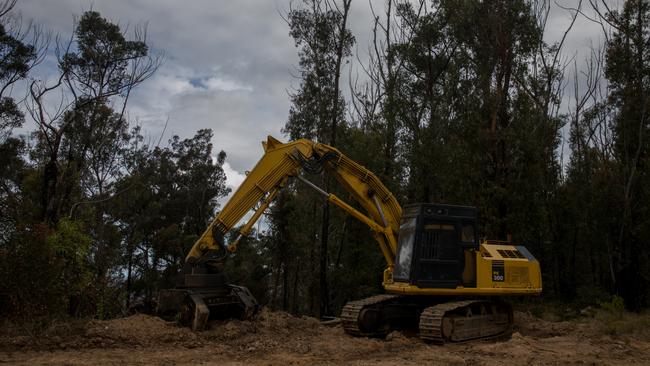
[515,297,650,340]
[595,310,650,339]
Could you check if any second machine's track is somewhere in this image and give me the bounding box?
[341,294,402,337]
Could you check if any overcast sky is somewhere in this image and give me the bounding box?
[13,0,611,192]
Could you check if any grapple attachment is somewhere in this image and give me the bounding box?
[157,267,258,330]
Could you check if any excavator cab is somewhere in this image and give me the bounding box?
[393,203,478,289]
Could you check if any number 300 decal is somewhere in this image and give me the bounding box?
[492,263,505,282]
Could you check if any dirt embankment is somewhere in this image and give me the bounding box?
[1,309,649,365]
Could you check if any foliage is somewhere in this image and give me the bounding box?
[597,310,650,338]
[284,0,354,142]
[0,15,35,138]
[0,220,91,317]
[2,0,650,323]
[224,230,273,306]
[60,11,148,97]
[600,295,626,319]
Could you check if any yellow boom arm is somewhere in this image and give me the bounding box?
[185,136,402,268]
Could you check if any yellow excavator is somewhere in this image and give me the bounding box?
[157,136,542,343]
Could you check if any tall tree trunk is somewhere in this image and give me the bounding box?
[282,262,289,311]
[292,262,300,314]
[319,195,330,317]
[271,258,281,310]
[309,198,318,315]
[41,131,65,224]
[319,0,352,318]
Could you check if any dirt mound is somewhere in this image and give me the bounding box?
[514,311,572,337]
[3,309,650,365]
[204,307,320,340]
[200,308,324,354]
[1,309,324,352]
[0,315,201,351]
[84,314,200,348]
[514,311,596,339]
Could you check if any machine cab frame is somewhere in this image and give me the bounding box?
[393,203,479,289]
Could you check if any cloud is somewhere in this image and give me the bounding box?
[202,76,253,92]
[14,0,298,170]
[222,161,246,191]
[219,161,262,231]
[6,1,415,173]
[13,0,617,175]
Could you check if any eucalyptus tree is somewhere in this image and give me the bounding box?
[283,0,354,317]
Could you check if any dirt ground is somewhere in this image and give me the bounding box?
[1,309,649,365]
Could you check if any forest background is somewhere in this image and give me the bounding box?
[1,0,649,321]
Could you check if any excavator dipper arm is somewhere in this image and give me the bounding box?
[185,136,402,270]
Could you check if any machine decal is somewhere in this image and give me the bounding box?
[492,260,505,282]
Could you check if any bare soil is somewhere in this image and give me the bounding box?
[1,309,649,365]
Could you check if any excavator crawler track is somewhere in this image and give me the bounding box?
[419,300,513,344]
[341,294,401,337]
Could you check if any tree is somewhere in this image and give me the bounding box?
[26,10,160,224]
[0,0,43,241]
[284,0,354,317]
[109,129,230,310]
[601,0,650,309]
[0,0,44,140]
[2,9,160,319]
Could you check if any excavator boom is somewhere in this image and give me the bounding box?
[185,136,401,268]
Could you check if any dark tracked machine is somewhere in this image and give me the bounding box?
[157,265,257,330]
[157,136,541,342]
